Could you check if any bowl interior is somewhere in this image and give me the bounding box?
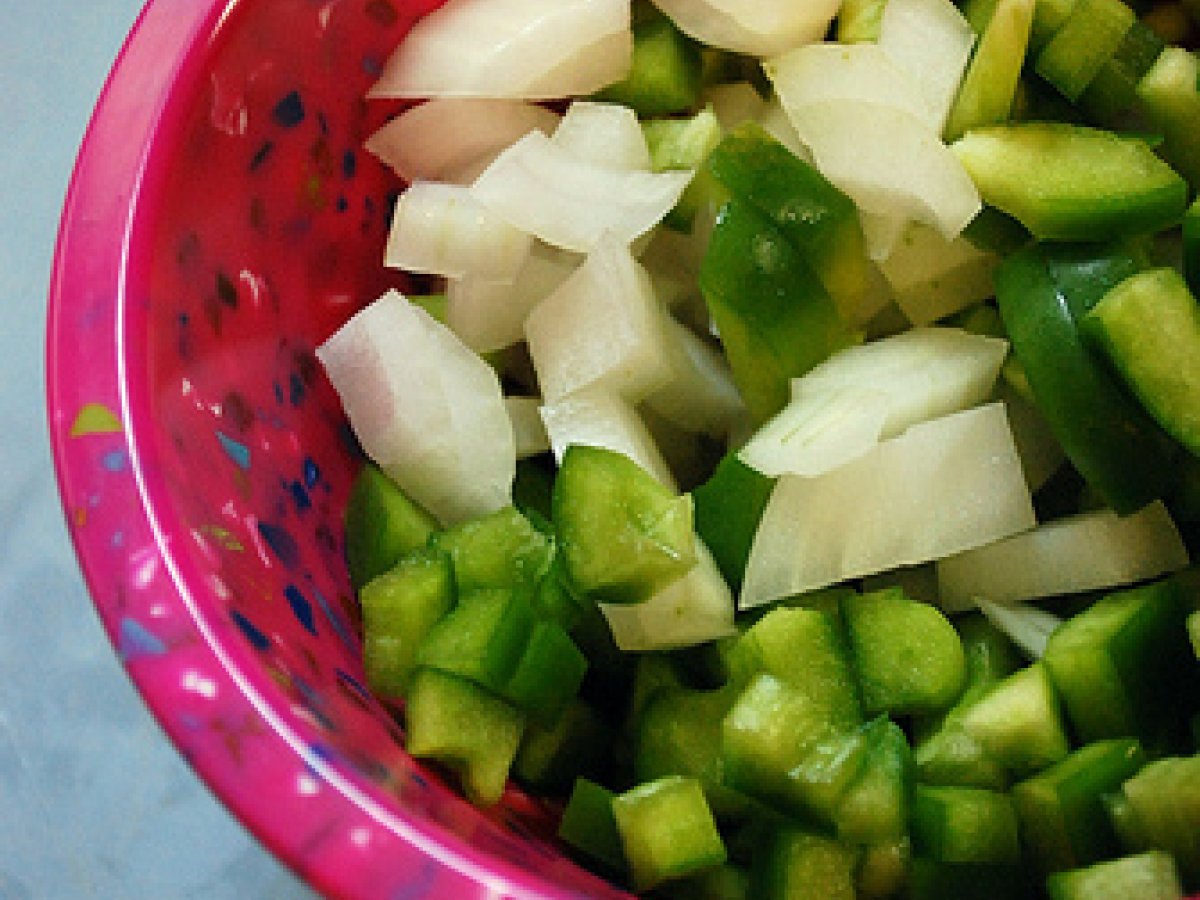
[49,0,630,896]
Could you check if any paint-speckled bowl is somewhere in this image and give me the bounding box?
[46,1,631,897]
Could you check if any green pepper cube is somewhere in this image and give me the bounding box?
[1082,267,1200,457]
[553,444,696,605]
[643,106,722,232]
[706,123,877,324]
[415,587,535,693]
[633,684,750,821]
[1137,46,1200,190]
[594,14,702,118]
[499,619,588,726]
[843,587,967,716]
[1034,0,1134,102]
[951,122,1188,242]
[691,452,776,591]
[513,699,609,793]
[344,462,438,590]
[558,777,627,875]
[912,785,1022,865]
[1011,738,1145,875]
[430,504,555,593]
[960,662,1070,774]
[700,198,857,424]
[994,241,1174,514]
[612,775,727,891]
[405,667,524,806]
[359,548,454,697]
[835,717,914,845]
[748,829,858,900]
[1043,579,1192,748]
[1107,755,1200,883]
[1046,851,1183,900]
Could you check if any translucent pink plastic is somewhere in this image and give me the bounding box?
[46,1,631,896]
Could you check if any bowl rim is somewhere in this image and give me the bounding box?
[44,2,628,897]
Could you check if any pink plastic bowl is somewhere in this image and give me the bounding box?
[47,1,632,896]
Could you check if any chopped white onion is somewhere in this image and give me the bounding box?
[599,541,737,650]
[643,315,746,437]
[977,600,1063,659]
[785,99,983,240]
[703,81,768,131]
[765,42,929,125]
[739,327,1009,477]
[505,396,551,458]
[316,290,514,525]
[739,386,892,479]
[470,131,693,252]
[649,0,841,56]
[878,223,1000,325]
[369,0,633,99]
[539,387,677,490]
[741,402,1035,608]
[936,501,1190,612]
[524,233,673,403]
[445,241,580,353]
[553,101,652,171]
[385,181,531,281]
[365,99,560,185]
[877,0,976,134]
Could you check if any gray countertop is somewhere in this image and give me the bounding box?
[0,3,316,897]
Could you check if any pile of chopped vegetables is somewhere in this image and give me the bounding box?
[316,0,1200,896]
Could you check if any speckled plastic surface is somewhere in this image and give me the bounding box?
[46,1,631,897]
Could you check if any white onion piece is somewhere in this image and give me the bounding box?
[316,290,514,525]
[738,385,892,479]
[999,381,1064,493]
[445,241,580,353]
[859,210,911,262]
[786,99,982,240]
[518,29,634,99]
[741,402,1035,608]
[471,131,692,252]
[643,316,746,437]
[936,502,1190,612]
[553,101,651,171]
[505,396,551,458]
[369,0,633,99]
[878,223,1000,325]
[704,81,767,131]
[738,327,1009,476]
[757,96,810,162]
[365,99,560,185]
[977,600,1063,659]
[765,42,929,125]
[525,234,673,403]
[385,182,531,281]
[600,541,736,650]
[539,387,677,490]
[877,0,976,134]
[649,0,840,56]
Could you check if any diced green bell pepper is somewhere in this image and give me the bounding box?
[405,667,524,806]
[359,547,454,697]
[1011,738,1146,874]
[1081,266,1200,457]
[1046,850,1184,900]
[994,240,1175,514]
[553,444,697,605]
[700,198,857,424]
[344,462,437,590]
[558,777,627,875]
[691,451,775,591]
[612,775,728,891]
[951,122,1188,241]
[706,123,877,323]
[1043,579,1192,750]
